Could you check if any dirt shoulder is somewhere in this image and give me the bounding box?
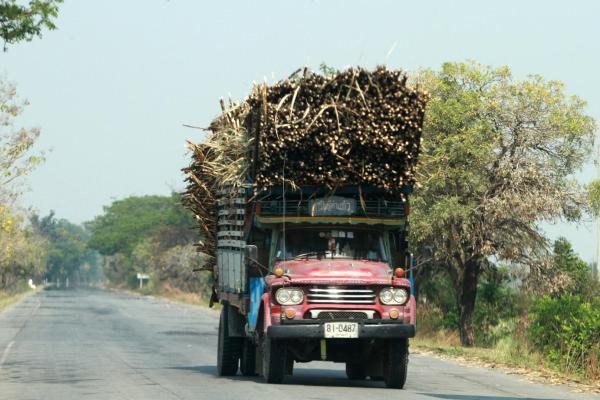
[412,340,600,394]
[0,286,40,313]
[103,284,220,311]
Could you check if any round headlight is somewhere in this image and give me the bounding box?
[275,287,304,305]
[393,288,409,305]
[379,288,394,304]
[379,287,409,305]
[276,288,290,304]
[290,290,303,304]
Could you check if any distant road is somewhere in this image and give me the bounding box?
[0,288,597,400]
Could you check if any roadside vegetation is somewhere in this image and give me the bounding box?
[414,237,599,384]
[86,194,213,304]
[410,61,599,383]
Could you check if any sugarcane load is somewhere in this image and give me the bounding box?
[183,66,428,388]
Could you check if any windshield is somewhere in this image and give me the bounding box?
[276,228,387,262]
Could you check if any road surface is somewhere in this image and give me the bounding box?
[0,288,597,400]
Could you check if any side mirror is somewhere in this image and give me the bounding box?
[244,245,258,262]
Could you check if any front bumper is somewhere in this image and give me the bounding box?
[268,319,415,339]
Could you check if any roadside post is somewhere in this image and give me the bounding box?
[136,273,149,289]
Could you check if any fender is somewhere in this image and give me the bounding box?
[407,295,416,325]
[261,292,272,334]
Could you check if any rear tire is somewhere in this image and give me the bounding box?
[262,336,286,384]
[384,339,408,389]
[240,340,257,376]
[346,361,367,380]
[217,304,241,376]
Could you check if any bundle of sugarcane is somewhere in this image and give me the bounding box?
[246,67,428,195]
[182,66,428,258]
[182,99,250,260]
[181,143,218,257]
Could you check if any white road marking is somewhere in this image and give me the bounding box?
[0,341,15,369]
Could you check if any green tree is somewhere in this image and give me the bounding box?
[411,61,596,346]
[87,193,196,256]
[552,237,596,297]
[31,212,93,285]
[0,207,47,288]
[0,0,62,50]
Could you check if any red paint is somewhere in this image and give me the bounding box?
[261,293,272,332]
[276,258,391,280]
[264,258,414,327]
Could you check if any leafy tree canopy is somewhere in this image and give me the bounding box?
[0,79,45,203]
[0,0,62,50]
[31,211,90,281]
[411,61,596,345]
[552,237,595,297]
[87,194,196,256]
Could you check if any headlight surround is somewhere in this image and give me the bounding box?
[379,287,409,305]
[275,287,304,305]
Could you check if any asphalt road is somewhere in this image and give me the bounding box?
[0,288,597,400]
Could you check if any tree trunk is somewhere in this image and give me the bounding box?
[458,258,481,347]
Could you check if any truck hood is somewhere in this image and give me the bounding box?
[274,259,393,285]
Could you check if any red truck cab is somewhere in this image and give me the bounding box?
[215,186,415,388]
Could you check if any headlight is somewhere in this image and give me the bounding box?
[379,287,409,305]
[275,287,304,305]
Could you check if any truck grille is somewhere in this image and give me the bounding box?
[307,287,376,304]
[317,311,368,320]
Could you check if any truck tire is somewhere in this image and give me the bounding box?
[345,361,367,380]
[240,340,257,376]
[262,336,286,384]
[217,305,241,376]
[384,339,408,389]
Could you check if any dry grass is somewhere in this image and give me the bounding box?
[412,332,600,394]
[107,283,219,310]
[0,287,36,312]
[157,283,214,308]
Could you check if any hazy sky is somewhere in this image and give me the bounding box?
[2,0,599,261]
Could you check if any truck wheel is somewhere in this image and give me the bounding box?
[384,339,408,389]
[217,305,241,376]
[240,340,257,376]
[262,336,286,384]
[345,362,367,380]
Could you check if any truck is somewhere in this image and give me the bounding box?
[183,67,426,389]
[214,184,415,388]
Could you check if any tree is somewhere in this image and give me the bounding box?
[0,206,47,288]
[411,61,596,346]
[31,212,93,284]
[552,237,596,297]
[0,79,44,203]
[87,193,196,256]
[0,0,62,50]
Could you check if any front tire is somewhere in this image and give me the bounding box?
[384,339,408,389]
[217,304,241,376]
[262,336,286,384]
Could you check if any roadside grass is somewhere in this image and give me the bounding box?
[150,283,215,309]
[412,330,600,393]
[107,282,219,310]
[0,284,36,312]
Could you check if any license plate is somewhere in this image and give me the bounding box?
[324,322,359,338]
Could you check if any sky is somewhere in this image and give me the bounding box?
[1,0,599,261]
